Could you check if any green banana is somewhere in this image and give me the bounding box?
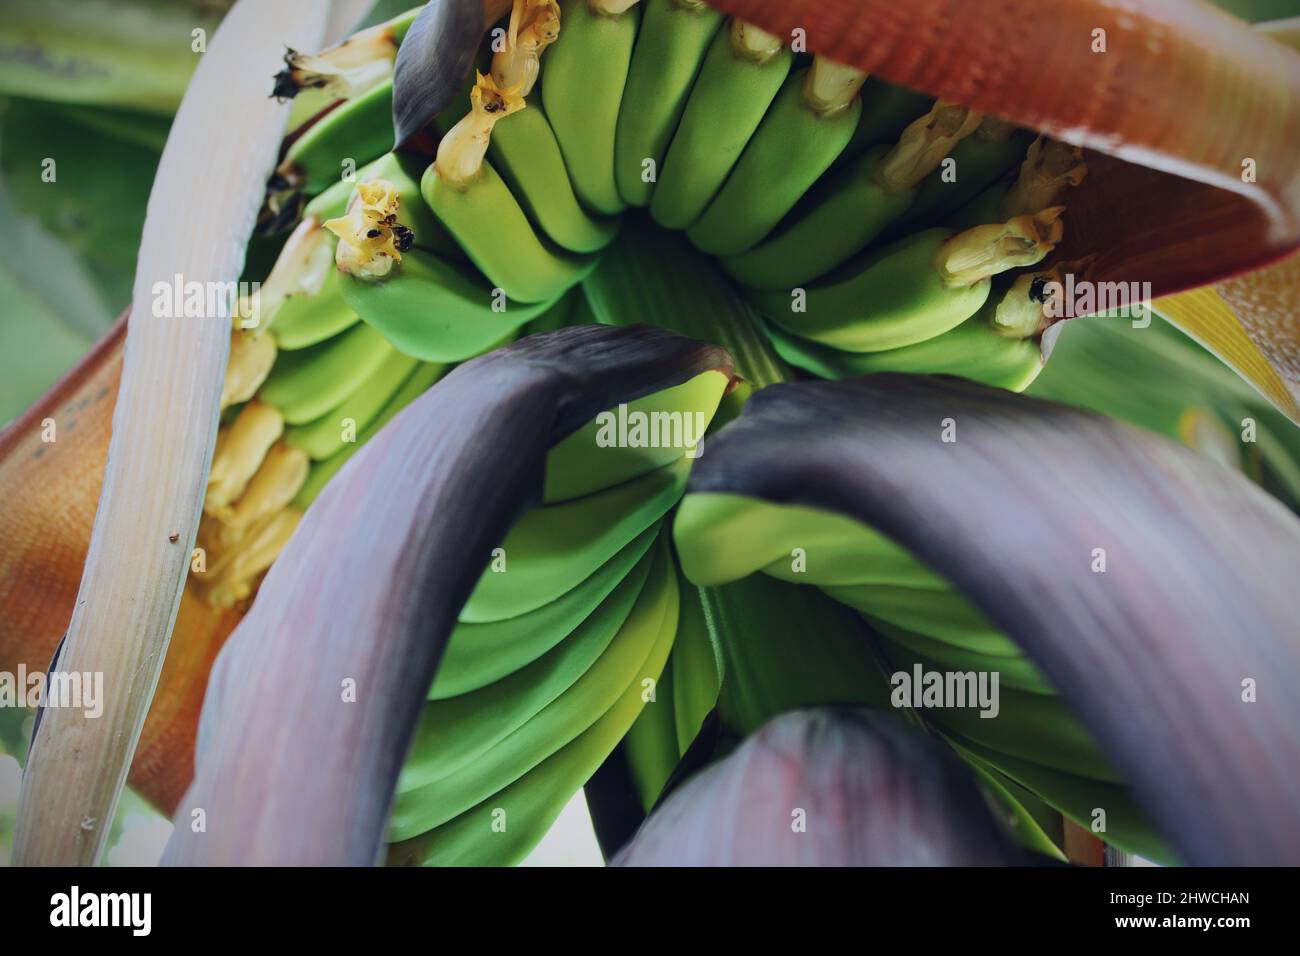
[266,268,361,351]
[686,58,866,256]
[402,546,654,791]
[388,563,676,867]
[257,320,394,425]
[760,298,1045,392]
[674,491,948,589]
[718,145,914,291]
[422,72,597,303]
[542,368,731,503]
[951,739,1175,864]
[703,574,893,738]
[751,212,1063,352]
[273,6,419,101]
[541,0,642,216]
[292,361,446,510]
[672,486,1172,862]
[614,0,724,207]
[491,104,622,253]
[278,80,396,197]
[389,535,678,841]
[668,572,721,752]
[649,19,793,230]
[282,348,419,460]
[433,523,662,699]
[828,585,1013,656]
[340,247,557,362]
[876,641,1120,781]
[721,100,984,291]
[459,456,690,622]
[621,658,681,810]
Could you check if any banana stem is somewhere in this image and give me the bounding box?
[936,208,1066,287]
[434,72,525,188]
[729,19,784,63]
[802,56,868,117]
[1003,137,1088,218]
[491,0,561,98]
[876,99,984,194]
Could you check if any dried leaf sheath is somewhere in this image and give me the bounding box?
[682,375,1300,865]
[164,325,733,865]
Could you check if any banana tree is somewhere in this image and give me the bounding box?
[2,0,1299,866]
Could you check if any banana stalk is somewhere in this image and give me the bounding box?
[10,0,334,867]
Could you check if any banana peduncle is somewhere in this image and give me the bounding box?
[324,178,416,278]
[876,99,984,194]
[434,72,526,189]
[492,0,562,98]
[802,56,868,117]
[936,207,1066,287]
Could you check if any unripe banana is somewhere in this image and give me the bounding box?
[649,18,792,229]
[273,8,419,101]
[423,72,597,301]
[752,211,1064,352]
[687,57,866,256]
[257,321,395,425]
[459,456,690,622]
[283,349,419,460]
[542,368,731,502]
[614,0,724,207]
[541,0,642,215]
[294,360,447,509]
[719,100,984,291]
[340,247,557,362]
[274,80,396,200]
[490,105,621,253]
[389,535,678,842]
[269,269,361,351]
[389,547,677,866]
[879,118,1031,240]
[433,523,661,698]
[761,295,1046,392]
[403,548,655,792]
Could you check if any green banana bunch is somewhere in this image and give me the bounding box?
[671,485,1173,862]
[386,353,733,864]
[186,0,1172,864]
